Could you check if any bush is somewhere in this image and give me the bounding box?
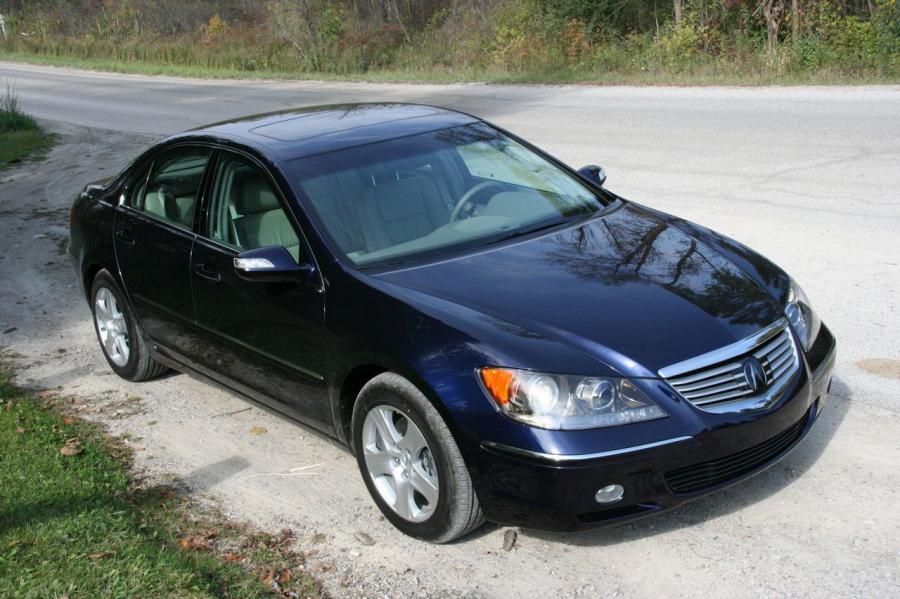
[0,86,38,133]
[0,0,896,81]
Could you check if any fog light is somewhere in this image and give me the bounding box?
[595,484,625,504]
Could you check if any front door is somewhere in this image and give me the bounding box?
[189,150,330,430]
[114,146,211,354]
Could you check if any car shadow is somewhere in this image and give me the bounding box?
[519,375,852,548]
[21,364,96,390]
[179,456,252,493]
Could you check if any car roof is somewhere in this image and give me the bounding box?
[181,103,480,162]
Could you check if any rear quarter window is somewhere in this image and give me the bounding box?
[127,148,211,230]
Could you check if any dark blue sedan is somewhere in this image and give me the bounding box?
[68,103,836,542]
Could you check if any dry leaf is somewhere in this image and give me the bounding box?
[353,531,375,546]
[63,417,74,425]
[260,570,275,585]
[88,551,111,560]
[60,437,83,456]
[311,532,326,544]
[278,568,292,584]
[224,552,241,561]
[15,427,25,434]
[279,528,294,541]
[179,536,212,551]
[249,426,267,436]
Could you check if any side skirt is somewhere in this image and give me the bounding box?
[151,349,346,449]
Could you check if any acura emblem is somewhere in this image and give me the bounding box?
[742,357,767,393]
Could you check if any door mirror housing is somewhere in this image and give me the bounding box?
[233,246,316,284]
[577,164,607,187]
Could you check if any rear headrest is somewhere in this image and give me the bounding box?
[237,176,280,214]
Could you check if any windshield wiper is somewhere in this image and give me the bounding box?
[486,218,572,245]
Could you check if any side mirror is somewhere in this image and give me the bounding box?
[233,246,316,284]
[577,164,607,187]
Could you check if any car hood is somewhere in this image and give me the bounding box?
[374,202,784,377]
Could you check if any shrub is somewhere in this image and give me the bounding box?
[0,85,38,133]
[0,0,896,80]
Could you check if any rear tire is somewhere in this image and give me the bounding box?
[90,270,167,382]
[352,372,484,543]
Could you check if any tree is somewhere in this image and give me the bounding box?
[761,0,785,51]
[674,0,683,25]
[791,0,799,38]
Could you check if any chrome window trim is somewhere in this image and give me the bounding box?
[481,435,693,463]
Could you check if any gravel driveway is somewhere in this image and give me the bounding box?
[1,70,898,597]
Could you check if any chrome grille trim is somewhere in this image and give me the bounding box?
[659,319,801,413]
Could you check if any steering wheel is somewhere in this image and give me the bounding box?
[449,181,506,222]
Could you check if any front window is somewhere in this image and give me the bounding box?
[205,152,301,261]
[290,123,608,267]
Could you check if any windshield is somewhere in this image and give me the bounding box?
[289,123,608,268]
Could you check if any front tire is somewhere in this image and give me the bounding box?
[352,373,484,543]
[90,270,167,382]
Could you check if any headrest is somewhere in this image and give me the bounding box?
[237,176,280,214]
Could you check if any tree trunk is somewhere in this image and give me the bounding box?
[654,0,660,37]
[762,0,784,53]
[791,0,799,38]
[674,0,683,26]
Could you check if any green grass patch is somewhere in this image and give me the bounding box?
[0,84,54,168]
[0,367,321,598]
[2,50,897,86]
[0,128,55,168]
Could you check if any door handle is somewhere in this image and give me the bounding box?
[193,263,221,283]
[114,228,135,246]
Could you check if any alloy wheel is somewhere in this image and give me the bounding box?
[361,405,439,523]
[94,286,130,367]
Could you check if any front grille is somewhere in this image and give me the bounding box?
[665,411,808,494]
[659,320,800,411]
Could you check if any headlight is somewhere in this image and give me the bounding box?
[478,368,666,430]
[784,280,820,351]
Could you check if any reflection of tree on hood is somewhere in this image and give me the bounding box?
[542,206,775,325]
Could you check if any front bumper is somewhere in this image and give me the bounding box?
[464,324,836,531]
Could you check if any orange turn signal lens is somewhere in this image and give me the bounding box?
[479,367,515,406]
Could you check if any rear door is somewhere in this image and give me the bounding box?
[113,146,212,354]
[188,149,331,429]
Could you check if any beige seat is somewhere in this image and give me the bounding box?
[359,175,448,252]
[143,189,195,229]
[233,176,300,261]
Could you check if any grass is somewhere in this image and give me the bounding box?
[2,49,898,86]
[0,365,322,598]
[0,129,55,167]
[0,84,54,168]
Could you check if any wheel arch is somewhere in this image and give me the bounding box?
[335,360,464,451]
[83,263,105,301]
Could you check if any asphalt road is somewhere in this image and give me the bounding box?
[1,62,899,597]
